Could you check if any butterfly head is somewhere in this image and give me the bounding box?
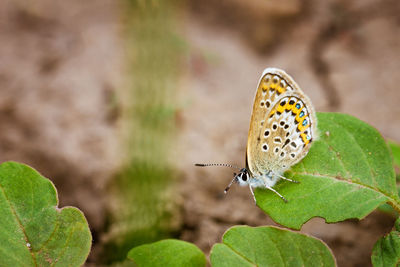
[224,168,250,193]
[235,168,250,186]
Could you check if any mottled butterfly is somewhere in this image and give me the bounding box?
[196,68,317,203]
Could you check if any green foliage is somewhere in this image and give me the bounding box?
[255,113,398,229]
[210,226,335,267]
[127,239,206,267]
[377,185,400,216]
[0,161,91,266]
[371,218,400,267]
[378,140,400,215]
[388,140,400,169]
[1,108,395,266]
[122,114,400,266]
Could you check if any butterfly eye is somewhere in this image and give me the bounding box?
[241,173,248,181]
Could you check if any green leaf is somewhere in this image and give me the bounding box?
[388,140,400,169]
[127,239,206,267]
[0,161,91,266]
[378,140,400,214]
[378,185,400,216]
[210,226,336,267]
[371,218,400,267]
[255,113,398,229]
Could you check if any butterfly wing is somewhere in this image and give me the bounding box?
[246,68,317,177]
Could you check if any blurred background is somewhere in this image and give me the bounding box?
[0,0,399,266]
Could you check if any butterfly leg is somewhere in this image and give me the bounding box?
[279,176,299,184]
[264,184,288,203]
[274,173,300,184]
[248,185,257,204]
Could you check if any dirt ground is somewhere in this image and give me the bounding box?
[0,0,399,266]
[179,0,400,266]
[0,0,122,236]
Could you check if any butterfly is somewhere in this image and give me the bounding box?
[196,68,317,203]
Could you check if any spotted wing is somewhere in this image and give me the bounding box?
[246,68,317,177]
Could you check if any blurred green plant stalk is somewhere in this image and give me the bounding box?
[103,0,185,262]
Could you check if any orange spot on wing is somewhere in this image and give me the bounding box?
[269,109,276,117]
[276,104,285,113]
[300,133,310,146]
[285,102,294,111]
[262,83,268,91]
[295,108,305,123]
[297,122,310,133]
[276,85,286,94]
[294,108,303,121]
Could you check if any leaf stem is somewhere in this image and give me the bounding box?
[388,200,400,214]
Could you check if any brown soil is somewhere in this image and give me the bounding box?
[1,0,399,266]
[179,0,400,266]
[0,0,122,235]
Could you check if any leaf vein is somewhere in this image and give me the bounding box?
[223,241,257,266]
[331,120,377,189]
[262,231,285,267]
[292,172,392,203]
[36,212,60,253]
[51,221,79,266]
[0,182,37,266]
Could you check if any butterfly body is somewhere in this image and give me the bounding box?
[234,167,287,202]
[196,68,317,203]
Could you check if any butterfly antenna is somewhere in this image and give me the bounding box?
[194,163,241,170]
[224,173,237,194]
